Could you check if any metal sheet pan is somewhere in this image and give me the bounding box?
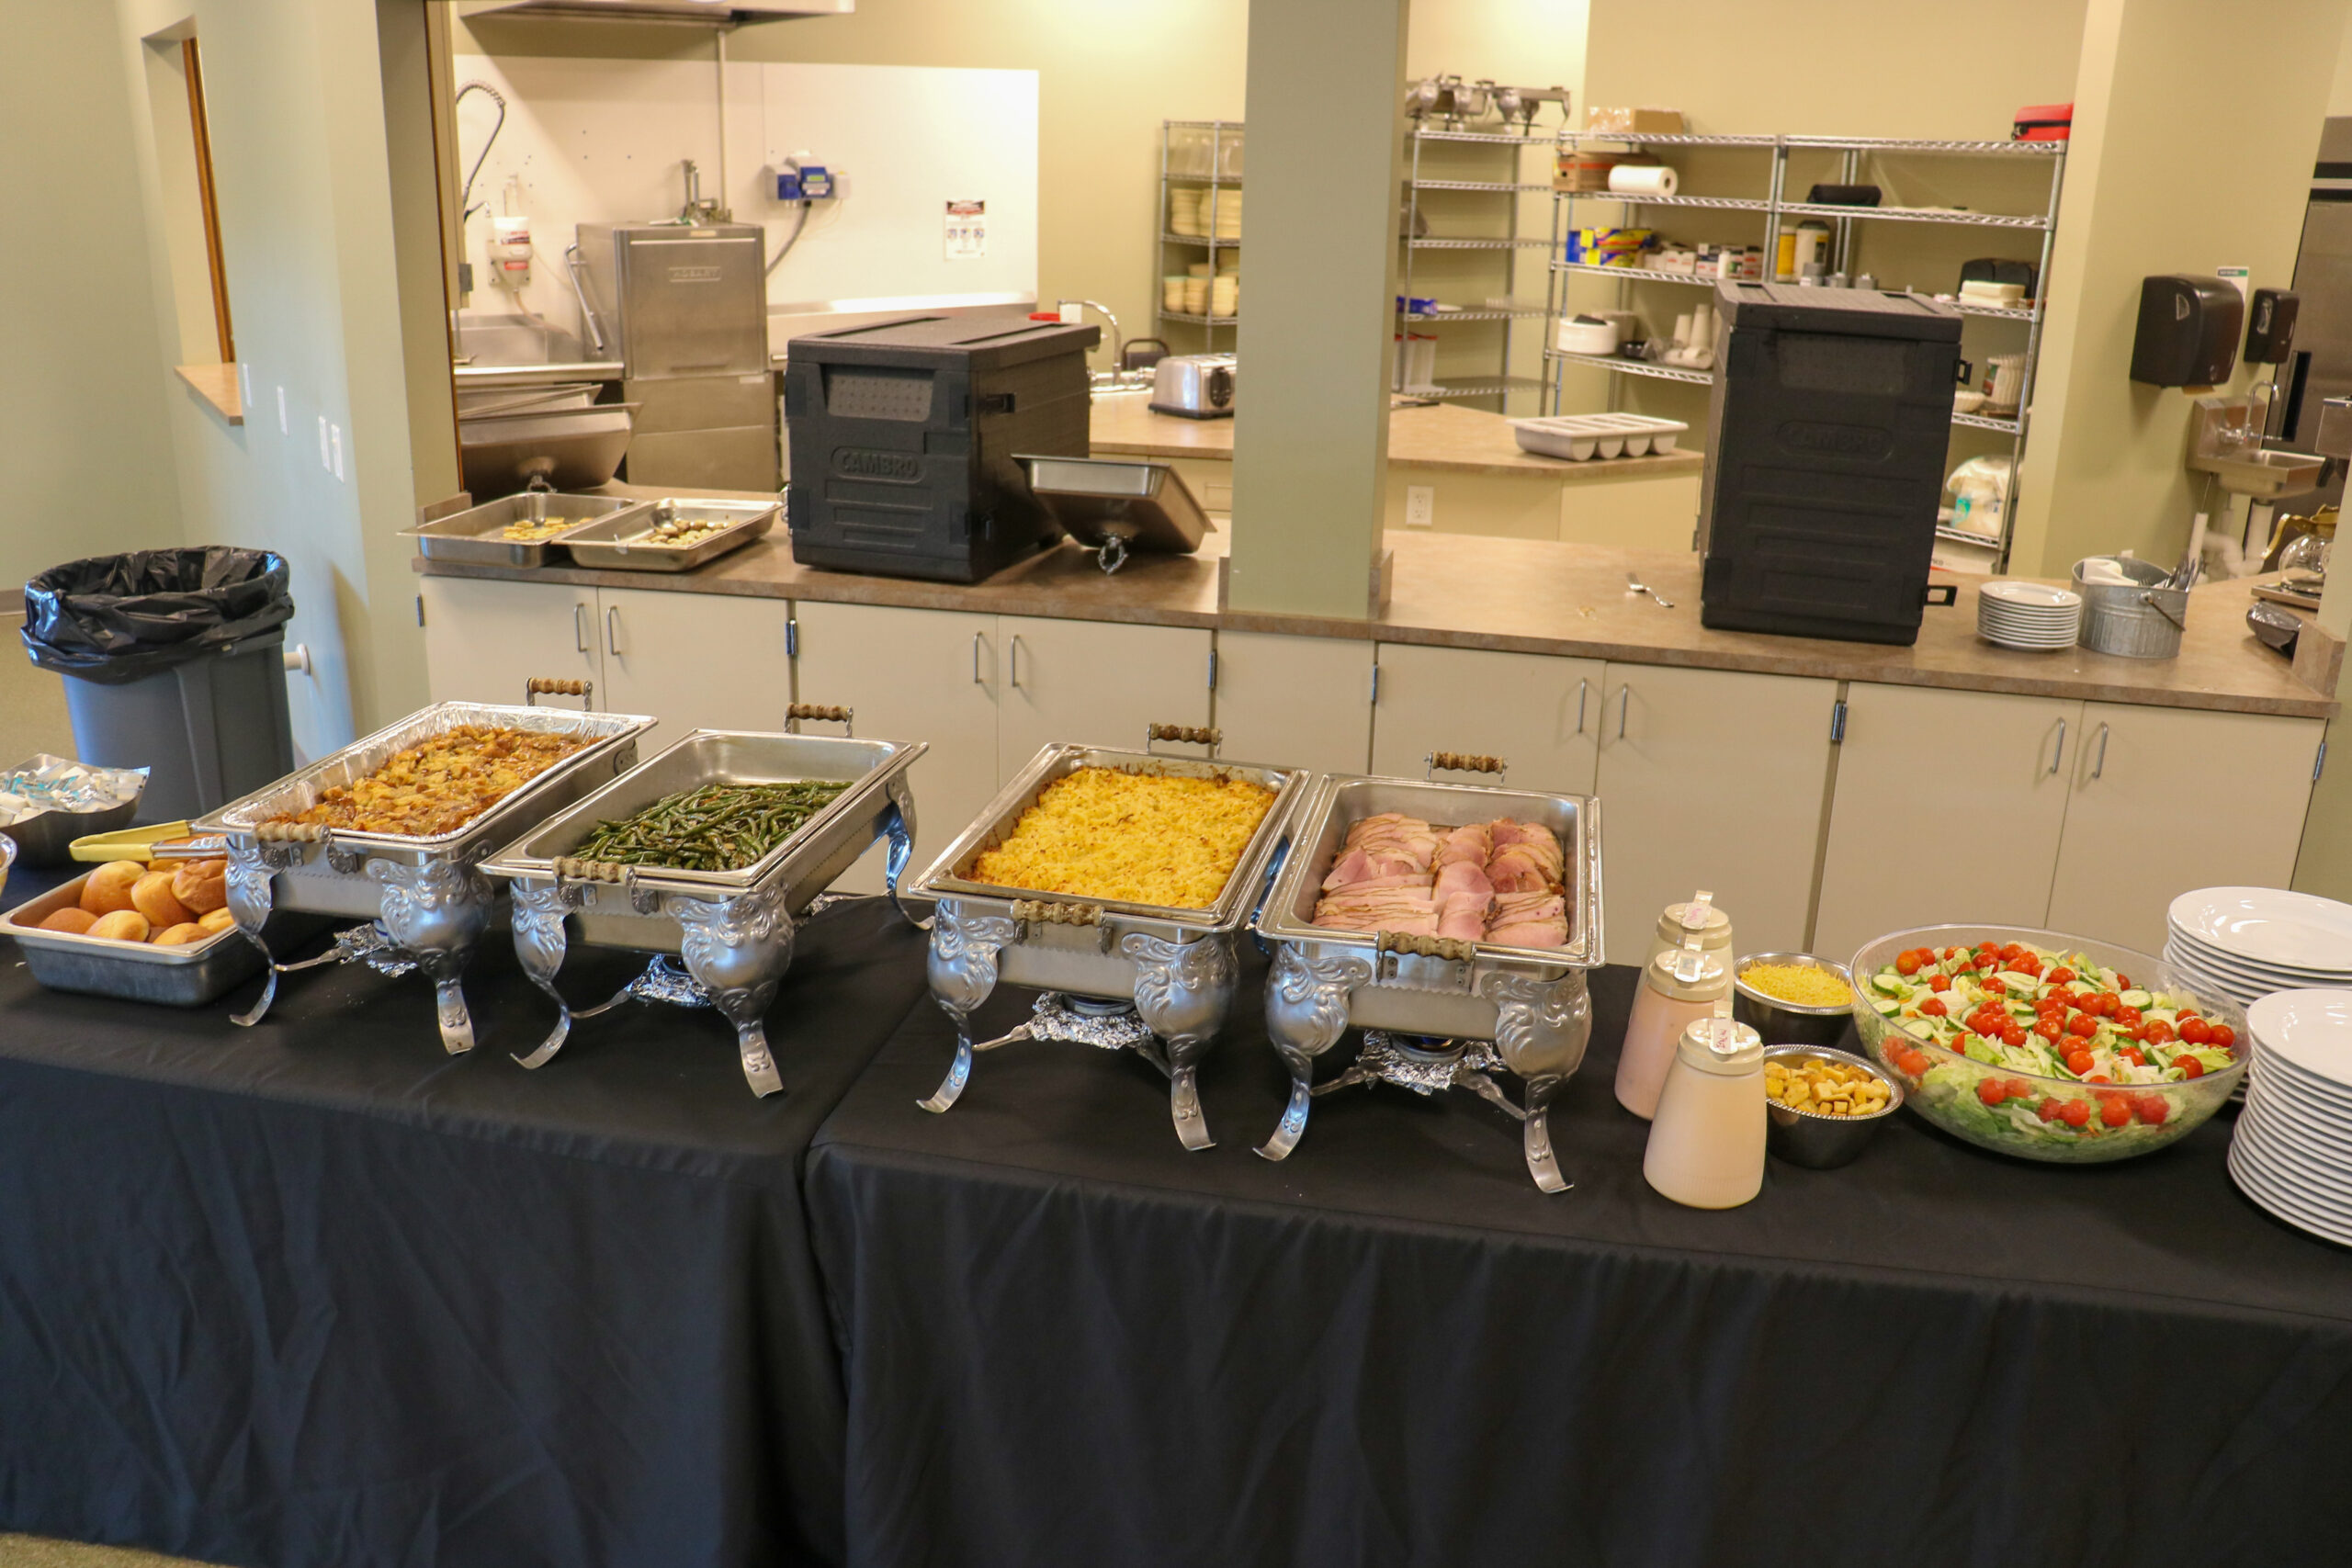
[1014,455,1212,562]
[400,491,650,569]
[4,875,260,1006]
[554,498,778,573]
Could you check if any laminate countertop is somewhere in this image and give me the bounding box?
[417,519,2335,719]
[1087,394,1706,482]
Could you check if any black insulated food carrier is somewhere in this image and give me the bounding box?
[1695,282,1962,646]
[784,314,1099,582]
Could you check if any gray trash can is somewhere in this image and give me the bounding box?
[22,548,297,821]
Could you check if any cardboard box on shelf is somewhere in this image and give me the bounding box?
[1586,107,1688,137]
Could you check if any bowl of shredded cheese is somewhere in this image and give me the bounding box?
[1733,952,1858,1048]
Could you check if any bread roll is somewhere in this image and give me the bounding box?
[172,858,229,914]
[198,907,236,933]
[87,909,152,943]
[39,908,97,934]
[80,861,145,916]
[131,871,194,931]
[154,922,209,946]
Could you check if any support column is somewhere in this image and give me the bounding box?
[1225,0,1408,618]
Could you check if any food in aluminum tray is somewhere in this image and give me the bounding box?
[555,499,778,572]
[482,728,926,1092]
[4,871,264,1007]
[400,491,650,569]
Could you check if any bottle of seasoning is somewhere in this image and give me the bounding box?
[1644,1018,1767,1209]
[1794,219,1831,278]
[1773,224,1798,282]
[1616,892,1734,1120]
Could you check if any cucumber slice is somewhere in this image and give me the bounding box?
[2120,989,2152,1009]
[1871,975,1906,998]
[1998,970,2041,991]
[1873,998,1901,1016]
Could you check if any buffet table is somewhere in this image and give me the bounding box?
[807,963,2352,1568]
[0,896,929,1568]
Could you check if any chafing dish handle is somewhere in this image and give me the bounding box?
[1427,750,1507,781]
[526,677,595,710]
[786,703,854,738]
[1145,722,1220,757]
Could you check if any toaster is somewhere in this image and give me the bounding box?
[1150,354,1238,419]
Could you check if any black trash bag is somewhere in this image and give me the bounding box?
[22,547,294,684]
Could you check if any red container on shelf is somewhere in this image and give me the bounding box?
[2012,102,2073,141]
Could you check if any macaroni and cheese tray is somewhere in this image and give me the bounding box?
[482,724,925,1098]
[908,736,1306,1150]
[190,694,654,1053]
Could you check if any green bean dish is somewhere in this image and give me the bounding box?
[571,780,851,872]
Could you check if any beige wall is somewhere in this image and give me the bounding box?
[2013,0,2349,578]
[0,0,185,623]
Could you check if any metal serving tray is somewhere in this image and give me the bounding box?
[1250,773,1606,1190]
[401,491,650,569]
[1013,455,1212,573]
[191,698,655,1051]
[554,498,778,572]
[3,874,260,1007]
[483,728,925,1095]
[909,739,1308,1148]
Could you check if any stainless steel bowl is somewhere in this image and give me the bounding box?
[1732,952,1857,1049]
[1763,1044,1902,1169]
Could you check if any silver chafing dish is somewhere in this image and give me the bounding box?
[481,716,926,1097]
[190,684,654,1052]
[1251,767,1605,1192]
[908,729,1306,1150]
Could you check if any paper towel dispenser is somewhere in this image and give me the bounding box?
[2130,275,2244,388]
[2245,287,2299,365]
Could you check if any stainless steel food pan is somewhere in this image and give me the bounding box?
[401,491,650,569]
[909,740,1307,1149]
[1013,455,1211,570]
[190,699,655,1050]
[458,402,639,496]
[554,498,778,572]
[483,728,926,1094]
[4,875,261,1007]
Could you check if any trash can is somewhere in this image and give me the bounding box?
[22,547,297,820]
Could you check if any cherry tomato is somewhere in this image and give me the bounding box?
[2037,1099,2063,1122]
[2210,1025,2235,1051]
[2136,1094,2170,1124]
[2033,1018,2064,1043]
[2178,1018,2211,1044]
[1976,952,2001,970]
[2121,1047,2146,1067]
[2116,1006,2143,1029]
[2064,1050,2095,1076]
[2049,966,2076,985]
[1951,1032,1977,1056]
[2114,973,2132,988]
[2000,942,2026,963]
[2095,993,2120,1018]
[2178,1056,2205,1080]
[2064,1014,2096,1039]
[1943,946,1962,961]
[2015,954,2044,978]
[1977,1077,2007,1107]
[1928,973,1951,992]
[2007,1078,2032,1100]
[2142,1021,2175,1046]
[1897,1048,1930,1076]
[2087,1073,2111,1084]
[1896,950,1922,976]
[1983,978,2007,996]
[2058,1100,2091,1127]
[2101,1097,2133,1128]
[2000,1024,2027,1047]
[1919,997,1948,1017]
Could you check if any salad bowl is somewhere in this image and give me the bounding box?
[1849,925,2248,1163]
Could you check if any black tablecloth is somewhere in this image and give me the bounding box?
[807,963,2352,1568]
[0,896,930,1568]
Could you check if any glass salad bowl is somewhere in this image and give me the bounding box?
[1848,925,2248,1163]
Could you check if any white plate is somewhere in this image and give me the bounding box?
[1978,604,2082,621]
[1978,619,2080,636]
[2241,1075,2352,1145]
[2169,887,2352,971]
[2236,1109,2352,1175]
[2230,1130,2352,1217]
[1981,580,2084,610]
[2168,924,2352,982]
[2246,989,2352,1087]
[2165,939,2335,995]
[2229,1144,2352,1247]
[2252,1047,2352,1113]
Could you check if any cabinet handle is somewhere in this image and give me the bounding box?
[2090,722,2110,781]
[1616,684,1632,741]
[972,631,984,685]
[1575,677,1589,735]
[605,605,624,656]
[1010,634,1024,689]
[2049,716,2067,774]
[573,602,590,654]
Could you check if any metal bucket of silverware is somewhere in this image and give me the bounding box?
[2074,557,2187,660]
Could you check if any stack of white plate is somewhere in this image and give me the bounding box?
[2165,886,2352,1011]
[1976,580,2083,649]
[2228,988,2352,1246]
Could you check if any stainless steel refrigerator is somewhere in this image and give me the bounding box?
[2274,117,2352,512]
[574,222,778,491]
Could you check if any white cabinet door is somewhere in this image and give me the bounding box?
[1213,632,1374,774]
[2048,704,2324,954]
[1369,643,1604,795]
[994,615,1213,779]
[418,576,599,707]
[1813,683,2078,963]
[1595,663,1838,963]
[595,586,795,747]
[792,600,1001,893]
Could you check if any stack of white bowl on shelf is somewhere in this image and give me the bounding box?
[2164,886,2352,1011]
[2230,987,2352,1246]
[1975,580,2084,649]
